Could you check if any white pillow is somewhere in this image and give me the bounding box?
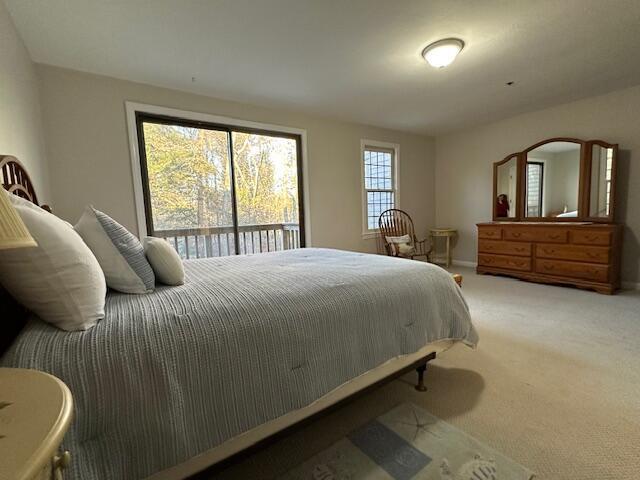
[385,234,415,257]
[0,191,106,331]
[143,237,185,286]
[75,206,155,294]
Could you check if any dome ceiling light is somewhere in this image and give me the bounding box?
[421,38,465,68]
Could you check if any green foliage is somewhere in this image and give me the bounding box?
[143,123,299,231]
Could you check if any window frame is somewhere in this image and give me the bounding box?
[360,139,400,239]
[526,161,544,217]
[125,102,311,246]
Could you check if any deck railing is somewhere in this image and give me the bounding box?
[154,223,300,259]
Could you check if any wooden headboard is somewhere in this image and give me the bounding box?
[0,155,47,356]
[0,155,51,211]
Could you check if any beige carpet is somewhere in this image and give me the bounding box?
[209,269,640,480]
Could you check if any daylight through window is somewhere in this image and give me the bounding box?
[136,113,304,259]
[363,145,397,231]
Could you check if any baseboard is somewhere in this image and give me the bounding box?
[451,259,477,268]
[621,281,640,291]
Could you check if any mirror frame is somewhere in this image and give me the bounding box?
[582,139,618,223]
[492,154,522,221]
[492,137,618,223]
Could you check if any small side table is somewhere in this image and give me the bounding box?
[0,368,73,480]
[429,228,458,267]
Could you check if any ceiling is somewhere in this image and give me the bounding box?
[6,0,640,135]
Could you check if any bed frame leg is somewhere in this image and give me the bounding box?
[415,364,428,392]
[414,352,435,392]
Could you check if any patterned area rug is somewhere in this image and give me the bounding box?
[279,403,535,480]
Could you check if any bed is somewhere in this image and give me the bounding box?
[0,156,478,480]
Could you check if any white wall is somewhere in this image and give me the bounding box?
[529,149,580,217]
[435,84,640,284]
[544,150,580,215]
[0,1,49,201]
[37,65,435,253]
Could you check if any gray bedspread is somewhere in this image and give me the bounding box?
[1,248,477,479]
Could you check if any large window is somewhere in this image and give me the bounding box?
[136,112,304,258]
[362,140,399,235]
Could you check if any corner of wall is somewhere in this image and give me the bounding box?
[0,1,51,203]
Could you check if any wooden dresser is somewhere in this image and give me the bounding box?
[477,222,623,294]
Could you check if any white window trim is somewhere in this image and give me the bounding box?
[360,139,400,239]
[125,101,311,245]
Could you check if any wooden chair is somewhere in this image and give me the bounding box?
[378,209,432,260]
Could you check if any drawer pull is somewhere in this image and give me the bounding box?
[511,232,522,238]
[587,252,599,259]
[585,235,599,242]
[53,451,71,480]
[515,247,525,252]
[54,451,71,469]
[547,234,561,240]
[542,249,555,254]
[485,232,495,236]
[543,264,554,270]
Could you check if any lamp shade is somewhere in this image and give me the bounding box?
[0,190,37,250]
[422,38,464,68]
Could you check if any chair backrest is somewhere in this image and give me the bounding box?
[378,209,416,253]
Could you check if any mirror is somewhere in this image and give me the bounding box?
[589,144,614,218]
[495,155,517,218]
[525,141,581,218]
[492,138,617,223]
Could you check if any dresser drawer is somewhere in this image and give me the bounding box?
[478,254,531,271]
[504,227,568,243]
[536,244,610,264]
[478,226,502,240]
[570,230,612,246]
[478,240,532,257]
[536,259,610,282]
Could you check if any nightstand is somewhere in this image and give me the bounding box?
[0,368,73,480]
[429,228,458,267]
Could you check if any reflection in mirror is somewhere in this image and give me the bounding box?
[589,145,614,217]
[496,156,517,218]
[525,141,581,218]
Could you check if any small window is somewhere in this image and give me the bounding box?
[526,162,544,217]
[605,148,613,215]
[361,141,399,235]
